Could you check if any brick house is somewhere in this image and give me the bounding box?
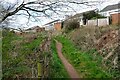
[43,20,63,31]
[54,22,62,31]
[25,26,45,32]
[100,3,120,25]
[111,13,120,25]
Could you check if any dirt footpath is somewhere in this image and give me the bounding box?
[56,41,80,79]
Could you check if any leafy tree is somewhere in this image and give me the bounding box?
[83,11,106,20]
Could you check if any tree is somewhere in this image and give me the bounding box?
[83,11,106,20]
[63,20,80,33]
[0,0,104,24]
[0,0,106,32]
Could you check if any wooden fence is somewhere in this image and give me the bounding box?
[29,35,52,79]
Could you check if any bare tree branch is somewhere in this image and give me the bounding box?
[1,2,24,22]
[0,0,103,26]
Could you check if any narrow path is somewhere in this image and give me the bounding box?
[56,41,80,78]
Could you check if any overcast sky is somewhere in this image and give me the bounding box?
[2,0,120,29]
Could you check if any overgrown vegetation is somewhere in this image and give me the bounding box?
[55,36,116,78]
[68,25,118,51]
[63,20,79,33]
[0,28,2,79]
[2,24,119,78]
[62,25,119,78]
[2,29,45,78]
[2,29,70,79]
[49,38,69,78]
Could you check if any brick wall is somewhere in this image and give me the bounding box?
[54,22,61,31]
[111,13,120,25]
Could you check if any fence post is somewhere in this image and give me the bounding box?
[37,62,42,78]
[97,18,98,27]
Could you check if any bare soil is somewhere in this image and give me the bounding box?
[56,41,80,79]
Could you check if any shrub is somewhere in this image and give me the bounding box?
[63,20,79,33]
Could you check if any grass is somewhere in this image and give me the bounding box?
[2,30,69,78]
[67,25,119,51]
[55,36,112,78]
[18,35,44,55]
[49,38,69,78]
[2,30,45,78]
[0,29,2,80]
[65,25,119,78]
[2,30,29,78]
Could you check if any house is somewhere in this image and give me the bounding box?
[25,26,45,32]
[43,19,63,31]
[54,21,63,31]
[100,3,120,25]
[64,6,119,27]
[43,20,59,30]
[64,8,97,26]
[64,13,83,26]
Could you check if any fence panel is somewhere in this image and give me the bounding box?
[98,18,108,26]
[87,18,109,26]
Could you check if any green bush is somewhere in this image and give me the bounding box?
[64,20,79,33]
[83,11,106,20]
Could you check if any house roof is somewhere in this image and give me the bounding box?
[26,26,40,30]
[44,19,60,25]
[65,9,96,21]
[101,3,120,12]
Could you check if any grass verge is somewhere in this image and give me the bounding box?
[49,38,69,78]
[55,36,112,78]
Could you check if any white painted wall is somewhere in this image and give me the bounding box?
[44,24,54,31]
[79,15,84,26]
[87,20,97,26]
[98,18,109,26]
[87,18,109,26]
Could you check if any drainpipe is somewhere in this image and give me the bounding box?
[95,8,99,27]
[97,18,98,27]
[97,9,99,27]
[107,16,109,25]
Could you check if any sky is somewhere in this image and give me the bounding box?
[2,0,120,29]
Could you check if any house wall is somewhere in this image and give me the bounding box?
[98,18,109,26]
[111,13,120,25]
[54,22,61,31]
[44,24,54,31]
[87,19,97,26]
